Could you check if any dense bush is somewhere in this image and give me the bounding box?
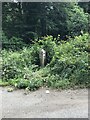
[50,33,89,85]
[38,36,56,63]
[30,35,56,65]
[1,33,90,90]
[2,49,33,81]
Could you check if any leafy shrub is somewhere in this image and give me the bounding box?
[17,79,29,89]
[30,43,40,65]
[2,51,21,81]
[38,36,56,63]
[1,33,89,90]
[29,35,56,65]
[2,48,35,81]
[50,33,89,85]
[28,79,43,91]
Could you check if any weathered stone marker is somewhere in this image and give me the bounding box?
[39,49,46,67]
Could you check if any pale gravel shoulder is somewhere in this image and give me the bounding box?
[0,87,88,118]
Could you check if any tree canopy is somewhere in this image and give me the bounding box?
[2,2,89,43]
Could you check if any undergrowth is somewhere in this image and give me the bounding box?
[1,33,90,90]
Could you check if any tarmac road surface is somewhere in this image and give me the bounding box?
[0,87,88,118]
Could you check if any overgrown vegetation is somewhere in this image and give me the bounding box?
[1,2,89,90]
[1,33,89,90]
